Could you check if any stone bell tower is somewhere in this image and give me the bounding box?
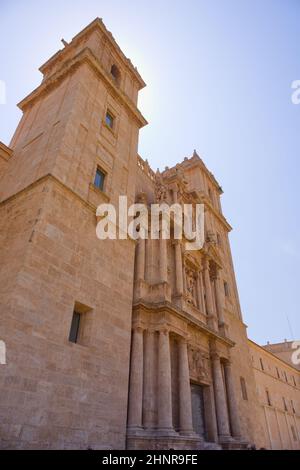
[0,19,147,449]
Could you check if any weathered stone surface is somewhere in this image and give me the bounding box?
[0,18,299,450]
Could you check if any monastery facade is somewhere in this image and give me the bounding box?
[0,19,299,450]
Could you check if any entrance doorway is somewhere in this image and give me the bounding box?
[191,383,206,438]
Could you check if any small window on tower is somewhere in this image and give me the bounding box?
[224,281,229,297]
[105,111,114,129]
[111,64,121,85]
[240,377,248,400]
[94,167,106,191]
[69,311,81,343]
[266,389,271,406]
[68,302,92,345]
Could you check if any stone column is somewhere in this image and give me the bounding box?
[127,327,144,431]
[143,330,156,429]
[203,257,217,329]
[136,237,145,281]
[223,361,242,439]
[196,270,205,313]
[214,269,225,326]
[174,241,183,295]
[203,385,219,443]
[159,232,168,283]
[178,339,194,435]
[211,352,231,439]
[158,329,174,432]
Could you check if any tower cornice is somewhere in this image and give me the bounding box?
[39,17,146,90]
[18,47,148,129]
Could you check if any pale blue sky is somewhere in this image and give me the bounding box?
[1,0,299,344]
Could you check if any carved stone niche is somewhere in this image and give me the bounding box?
[188,346,210,383]
[154,171,169,203]
[185,267,197,307]
[183,256,199,308]
[206,230,217,245]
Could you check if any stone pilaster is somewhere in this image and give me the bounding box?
[223,360,242,439]
[214,269,226,333]
[211,352,231,440]
[158,329,174,433]
[203,257,218,330]
[136,237,145,281]
[143,330,156,429]
[196,269,205,313]
[178,338,194,435]
[174,241,183,296]
[159,232,168,283]
[127,326,144,431]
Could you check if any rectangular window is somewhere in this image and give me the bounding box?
[105,111,114,129]
[260,358,264,371]
[94,167,105,191]
[69,311,81,343]
[291,400,295,414]
[284,371,288,383]
[283,397,288,411]
[224,281,229,297]
[276,367,280,379]
[240,377,248,400]
[291,425,297,441]
[293,376,296,387]
[266,389,271,406]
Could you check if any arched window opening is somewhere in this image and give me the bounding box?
[111,64,121,86]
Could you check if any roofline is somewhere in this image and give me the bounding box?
[39,18,146,90]
[248,338,300,374]
[262,340,297,347]
[0,141,13,161]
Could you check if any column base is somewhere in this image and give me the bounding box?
[126,432,221,450]
[218,435,249,450]
[179,429,197,438]
[156,427,178,437]
[127,426,144,435]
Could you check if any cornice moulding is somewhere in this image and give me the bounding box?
[18,48,148,129]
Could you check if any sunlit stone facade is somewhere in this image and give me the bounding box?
[0,19,299,450]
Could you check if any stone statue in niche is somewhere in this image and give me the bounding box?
[154,171,168,203]
[185,268,196,307]
[188,347,210,382]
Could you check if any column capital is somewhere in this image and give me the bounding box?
[211,265,222,281]
[202,255,210,270]
[178,335,189,346]
[223,358,232,368]
[210,351,221,361]
[157,326,170,336]
[132,325,144,334]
